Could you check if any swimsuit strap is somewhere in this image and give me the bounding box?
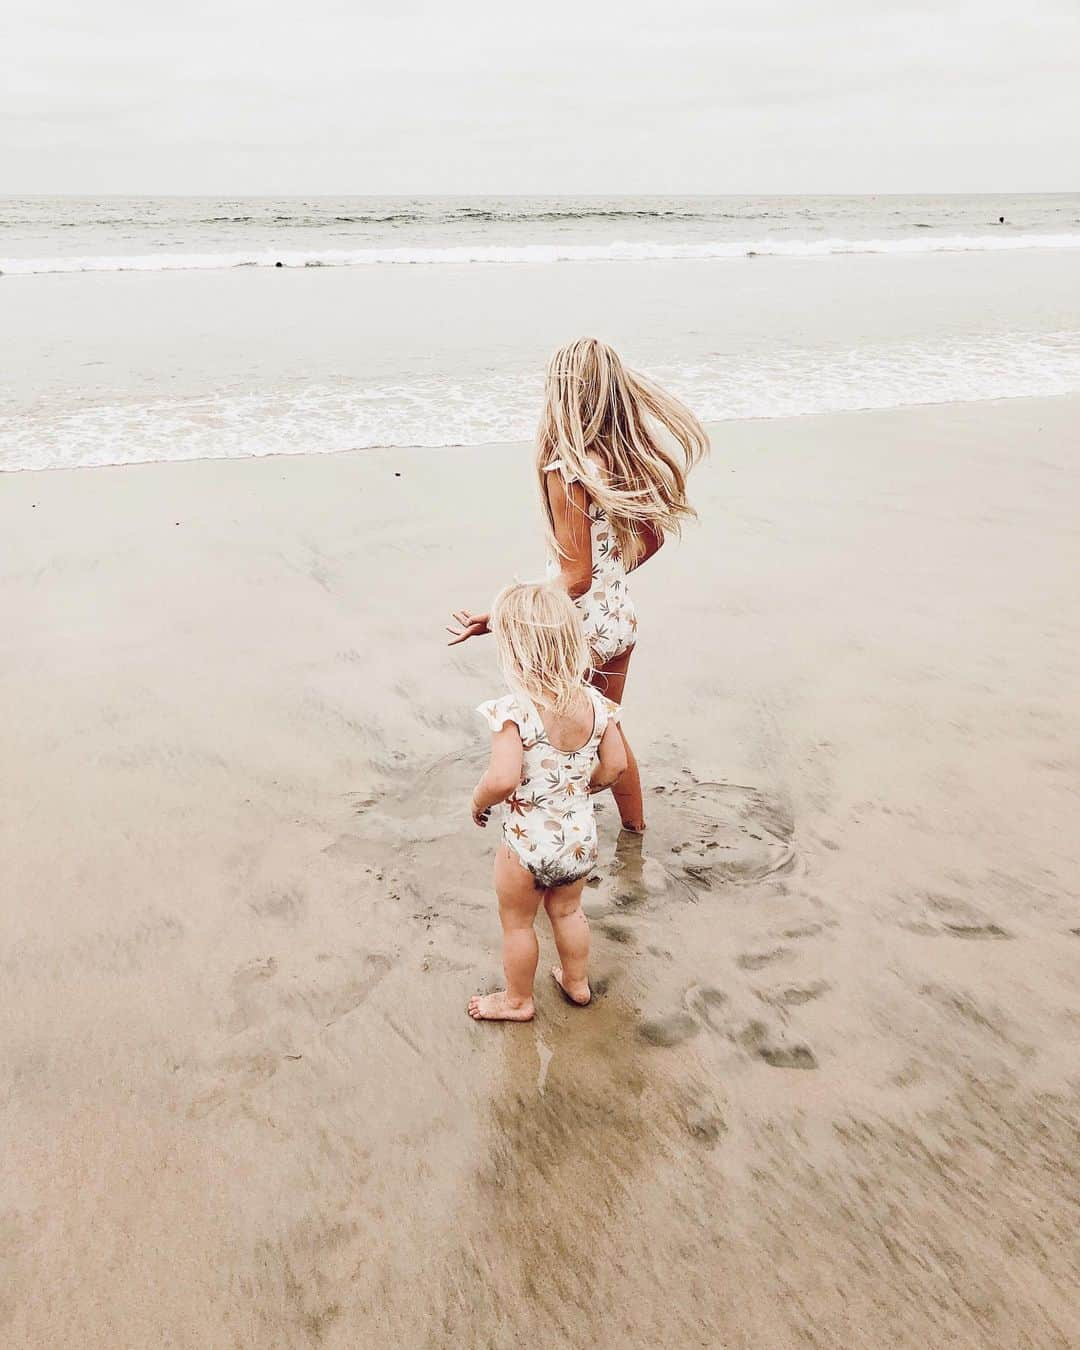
[585,685,619,749]
[515,692,549,747]
[586,689,604,751]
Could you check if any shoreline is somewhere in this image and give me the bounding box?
[3,386,1078,478]
[3,393,1079,1347]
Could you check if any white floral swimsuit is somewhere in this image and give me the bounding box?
[543,458,638,666]
[477,686,620,888]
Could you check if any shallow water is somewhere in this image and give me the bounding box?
[3,193,1080,471]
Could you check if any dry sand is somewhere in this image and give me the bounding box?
[2,395,1079,1348]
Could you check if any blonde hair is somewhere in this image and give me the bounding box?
[537,337,709,563]
[491,581,589,714]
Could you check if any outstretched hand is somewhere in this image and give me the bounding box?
[446,609,490,646]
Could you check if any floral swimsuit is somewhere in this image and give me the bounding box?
[543,458,638,666]
[477,686,620,888]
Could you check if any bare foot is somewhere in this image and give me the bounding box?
[551,965,592,1007]
[467,991,535,1022]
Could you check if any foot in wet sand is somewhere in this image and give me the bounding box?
[551,965,592,1006]
[467,991,535,1022]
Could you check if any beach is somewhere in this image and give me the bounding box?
[3,393,1079,1348]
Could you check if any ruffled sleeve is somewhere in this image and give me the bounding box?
[542,457,578,486]
[587,686,621,737]
[542,455,604,487]
[476,694,525,735]
[601,695,621,725]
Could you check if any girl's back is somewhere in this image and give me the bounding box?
[477,683,619,888]
[534,685,597,752]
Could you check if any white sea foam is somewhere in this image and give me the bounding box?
[4,331,1079,473]
[4,233,1080,275]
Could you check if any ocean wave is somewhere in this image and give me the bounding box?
[5,331,1079,473]
[0,205,770,230]
[4,233,1080,276]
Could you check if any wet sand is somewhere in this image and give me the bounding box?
[2,395,1079,1348]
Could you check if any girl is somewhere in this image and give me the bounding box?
[467,582,627,1023]
[449,337,708,834]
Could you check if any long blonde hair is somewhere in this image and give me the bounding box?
[491,581,589,714]
[537,337,708,563]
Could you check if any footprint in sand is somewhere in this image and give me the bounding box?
[684,1103,727,1143]
[641,983,819,1069]
[736,946,791,971]
[757,980,831,1008]
[249,888,307,924]
[676,1081,728,1145]
[781,922,825,940]
[234,955,277,983]
[941,920,1010,939]
[283,951,394,1027]
[756,1043,818,1069]
[638,983,727,1047]
[683,983,729,1027]
[904,892,1012,941]
[639,1011,701,1047]
[738,1019,818,1069]
[597,920,635,945]
[224,956,279,1034]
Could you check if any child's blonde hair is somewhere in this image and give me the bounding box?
[491,581,589,714]
[537,336,709,564]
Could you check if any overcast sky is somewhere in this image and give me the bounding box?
[4,0,1078,194]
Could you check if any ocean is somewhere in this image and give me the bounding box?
[3,193,1079,472]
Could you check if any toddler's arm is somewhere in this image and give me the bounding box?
[471,723,524,826]
[590,721,628,792]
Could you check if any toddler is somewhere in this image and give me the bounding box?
[467,582,627,1021]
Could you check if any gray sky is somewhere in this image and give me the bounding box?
[4,0,1079,193]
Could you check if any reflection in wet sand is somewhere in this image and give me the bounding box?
[438,990,660,1344]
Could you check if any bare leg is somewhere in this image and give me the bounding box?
[545,877,592,1005]
[468,845,542,1022]
[590,647,645,832]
